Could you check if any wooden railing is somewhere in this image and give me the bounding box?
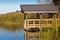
[24,19,60,29]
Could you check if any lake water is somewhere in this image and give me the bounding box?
[0,26,57,40]
[0,26,41,40]
[0,26,24,40]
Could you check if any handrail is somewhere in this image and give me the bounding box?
[24,19,60,29]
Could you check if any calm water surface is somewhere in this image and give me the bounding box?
[0,26,24,40]
[0,26,53,40]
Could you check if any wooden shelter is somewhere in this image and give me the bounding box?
[20,4,59,30]
[20,3,59,40]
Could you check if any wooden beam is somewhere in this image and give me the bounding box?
[24,11,59,13]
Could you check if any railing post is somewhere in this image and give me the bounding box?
[25,13,27,30]
[40,14,42,40]
[54,14,57,40]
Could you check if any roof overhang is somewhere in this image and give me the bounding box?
[20,4,59,13]
[24,11,59,13]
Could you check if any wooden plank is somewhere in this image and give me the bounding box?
[24,11,59,13]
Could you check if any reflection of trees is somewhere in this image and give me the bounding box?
[0,25,23,31]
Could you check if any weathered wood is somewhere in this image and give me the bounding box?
[24,19,56,30]
[24,11,59,13]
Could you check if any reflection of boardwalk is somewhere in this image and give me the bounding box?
[24,31,40,40]
[24,28,56,40]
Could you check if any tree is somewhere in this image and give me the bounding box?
[52,0,60,13]
[52,0,60,5]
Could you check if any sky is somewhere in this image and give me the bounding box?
[0,0,37,14]
[0,0,52,14]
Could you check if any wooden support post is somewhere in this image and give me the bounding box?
[55,14,58,40]
[39,13,40,29]
[24,13,27,30]
[40,14,42,29]
[26,14,27,30]
[46,15,48,28]
[39,13,40,40]
[55,14,57,30]
[24,13,28,40]
[40,13,42,40]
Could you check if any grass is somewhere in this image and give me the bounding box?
[0,11,24,31]
[0,11,24,27]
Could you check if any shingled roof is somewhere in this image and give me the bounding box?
[20,4,59,13]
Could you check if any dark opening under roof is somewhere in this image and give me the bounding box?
[20,4,59,13]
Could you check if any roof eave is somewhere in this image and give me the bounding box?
[24,11,59,13]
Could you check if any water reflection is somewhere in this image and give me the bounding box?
[24,31,40,40]
[0,25,23,31]
[0,25,56,40]
[24,27,55,40]
[0,26,24,40]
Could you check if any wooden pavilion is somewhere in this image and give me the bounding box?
[20,4,59,31]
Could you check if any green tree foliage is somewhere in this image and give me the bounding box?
[53,0,60,13]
